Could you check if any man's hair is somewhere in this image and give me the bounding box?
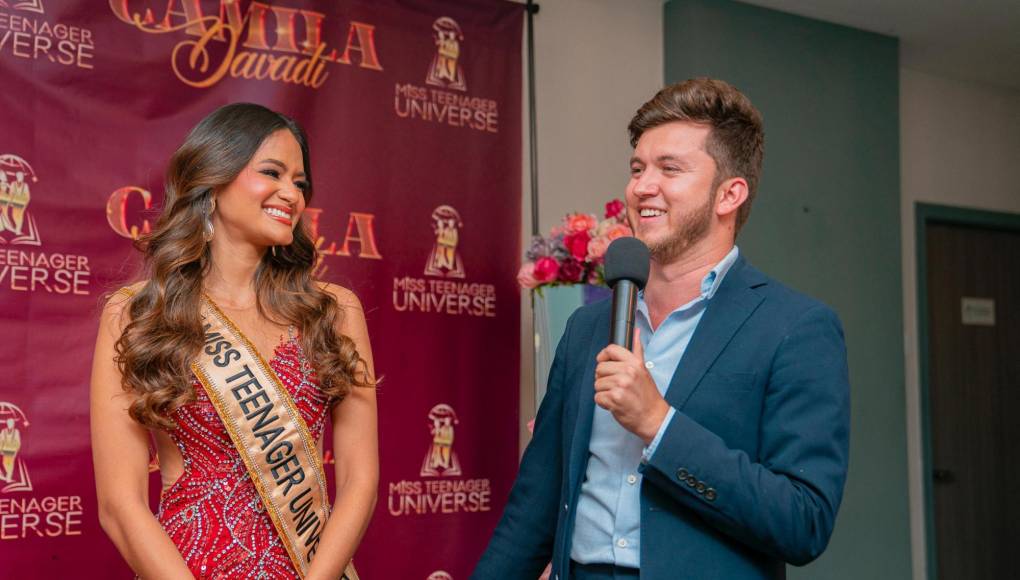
[628,78,764,233]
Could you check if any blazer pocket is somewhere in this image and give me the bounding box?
[702,371,757,393]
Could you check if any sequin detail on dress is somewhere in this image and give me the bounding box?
[158,335,330,579]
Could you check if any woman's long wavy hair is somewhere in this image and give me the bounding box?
[116,103,371,430]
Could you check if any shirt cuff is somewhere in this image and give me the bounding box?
[641,406,676,463]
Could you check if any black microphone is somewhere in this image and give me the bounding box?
[604,237,650,350]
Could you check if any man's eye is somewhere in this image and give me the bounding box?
[630,166,643,175]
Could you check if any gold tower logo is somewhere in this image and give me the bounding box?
[393,205,495,317]
[0,154,40,246]
[0,153,91,295]
[424,205,465,279]
[0,0,44,14]
[386,401,491,515]
[0,400,85,540]
[425,17,466,92]
[420,404,461,477]
[0,402,31,493]
[393,16,498,132]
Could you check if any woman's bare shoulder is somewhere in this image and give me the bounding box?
[101,280,148,328]
[316,281,363,311]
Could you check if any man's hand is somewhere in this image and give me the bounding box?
[594,328,671,445]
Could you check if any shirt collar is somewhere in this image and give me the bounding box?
[701,245,740,301]
[636,245,741,321]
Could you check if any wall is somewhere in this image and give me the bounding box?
[899,67,1020,579]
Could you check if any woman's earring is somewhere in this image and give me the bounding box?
[203,197,216,242]
[271,245,277,257]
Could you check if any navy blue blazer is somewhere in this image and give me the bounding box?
[473,257,850,580]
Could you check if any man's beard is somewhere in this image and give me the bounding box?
[637,190,716,264]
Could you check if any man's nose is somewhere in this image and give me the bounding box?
[631,172,659,197]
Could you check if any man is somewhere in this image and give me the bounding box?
[473,78,850,580]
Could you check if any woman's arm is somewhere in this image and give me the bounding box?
[90,294,194,579]
[306,285,379,580]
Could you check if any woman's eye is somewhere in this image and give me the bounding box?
[295,181,309,192]
[261,169,280,178]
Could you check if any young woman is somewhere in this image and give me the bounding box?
[90,103,377,579]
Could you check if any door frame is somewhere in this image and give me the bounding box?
[916,202,1020,580]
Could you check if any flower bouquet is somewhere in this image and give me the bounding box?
[517,198,633,292]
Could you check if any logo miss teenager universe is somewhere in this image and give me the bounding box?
[392,205,497,318]
[0,154,91,295]
[110,0,383,89]
[387,404,492,518]
[0,402,85,541]
[394,16,500,134]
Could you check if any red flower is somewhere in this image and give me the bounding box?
[604,199,625,219]
[558,258,584,282]
[563,230,591,261]
[533,257,560,283]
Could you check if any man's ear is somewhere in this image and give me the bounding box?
[715,177,749,219]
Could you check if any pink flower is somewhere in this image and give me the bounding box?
[587,235,611,259]
[604,223,632,241]
[604,199,625,219]
[533,257,560,283]
[558,258,584,282]
[565,213,597,233]
[517,262,540,289]
[563,230,591,261]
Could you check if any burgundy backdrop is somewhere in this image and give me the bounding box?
[0,1,522,577]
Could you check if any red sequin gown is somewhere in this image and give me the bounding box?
[157,334,331,579]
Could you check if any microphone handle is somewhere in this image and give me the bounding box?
[610,279,638,349]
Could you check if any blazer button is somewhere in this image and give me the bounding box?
[676,467,688,481]
[705,488,717,501]
[695,482,706,494]
[686,475,697,488]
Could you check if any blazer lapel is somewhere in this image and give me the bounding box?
[664,257,767,410]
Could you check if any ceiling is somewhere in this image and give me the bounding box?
[740,0,1020,91]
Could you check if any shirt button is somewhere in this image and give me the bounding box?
[627,474,638,485]
[617,538,628,548]
[645,360,655,369]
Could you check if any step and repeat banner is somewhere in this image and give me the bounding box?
[0,0,522,577]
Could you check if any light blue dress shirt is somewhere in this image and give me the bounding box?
[569,246,740,568]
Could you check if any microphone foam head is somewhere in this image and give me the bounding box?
[604,237,650,290]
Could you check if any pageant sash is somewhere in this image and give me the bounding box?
[191,296,358,580]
